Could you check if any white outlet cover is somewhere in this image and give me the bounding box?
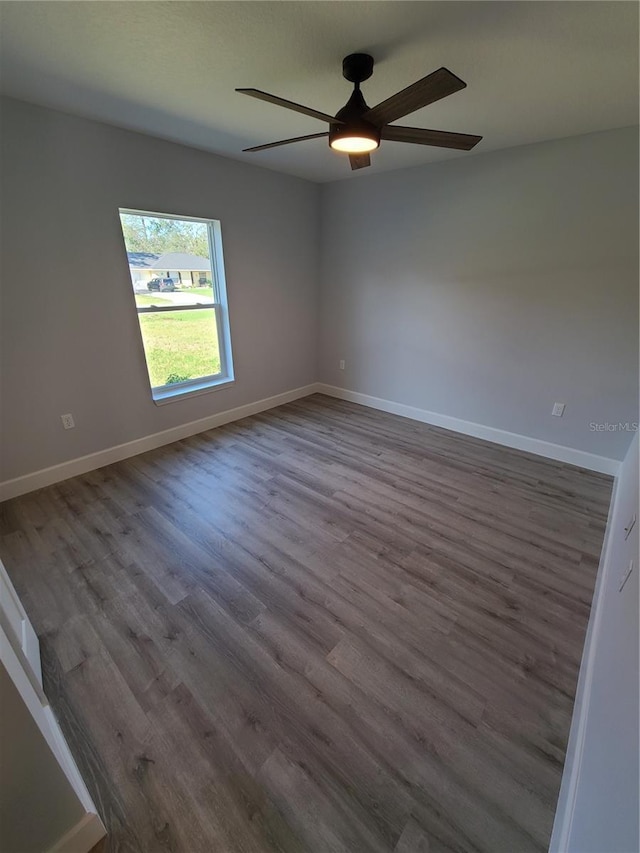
[552,402,566,417]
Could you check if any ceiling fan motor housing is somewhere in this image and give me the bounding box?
[329,86,380,150]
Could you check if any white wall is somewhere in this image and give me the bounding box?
[319,127,639,461]
[551,431,639,853]
[0,97,319,482]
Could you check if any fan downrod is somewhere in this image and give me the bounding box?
[342,53,374,85]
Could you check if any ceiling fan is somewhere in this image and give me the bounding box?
[237,53,482,171]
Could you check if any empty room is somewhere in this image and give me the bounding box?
[0,2,638,852]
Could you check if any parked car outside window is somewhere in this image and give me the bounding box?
[147,277,176,292]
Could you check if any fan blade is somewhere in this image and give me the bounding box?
[349,153,371,170]
[364,68,466,127]
[381,125,482,151]
[236,88,343,124]
[243,132,329,153]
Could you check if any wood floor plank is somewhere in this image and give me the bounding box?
[394,816,437,853]
[0,394,612,852]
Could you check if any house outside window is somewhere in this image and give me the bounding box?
[119,209,234,404]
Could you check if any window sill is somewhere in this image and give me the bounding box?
[152,376,235,406]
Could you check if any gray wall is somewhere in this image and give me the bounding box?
[1,99,637,483]
[319,127,639,460]
[0,97,319,482]
[552,431,639,852]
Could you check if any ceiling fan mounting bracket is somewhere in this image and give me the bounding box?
[342,53,374,85]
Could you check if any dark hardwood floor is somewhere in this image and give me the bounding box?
[0,394,612,853]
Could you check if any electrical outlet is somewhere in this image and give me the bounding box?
[339,360,345,370]
[552,402,565,417]
[61,413,75,430]
[619,560,634,593]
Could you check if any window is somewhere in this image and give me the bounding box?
[119,209,234,403]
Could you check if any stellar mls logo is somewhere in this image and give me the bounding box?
[589,422,639,432]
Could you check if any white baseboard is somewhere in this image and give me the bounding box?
[47,812,106,853]
[0,384,319,502]
[316,384,620,476]
[1,381,619,502]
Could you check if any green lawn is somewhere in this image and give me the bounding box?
[138,309,221,387]
[189,286,215,297]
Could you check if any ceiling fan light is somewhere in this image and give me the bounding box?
[330,135,379,153]
[329,120,380,155]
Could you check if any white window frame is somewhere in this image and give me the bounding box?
[119,208,234,405]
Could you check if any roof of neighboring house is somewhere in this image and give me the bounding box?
[156,252,211,271]
[127,251,159,269]
[126,251,211,271]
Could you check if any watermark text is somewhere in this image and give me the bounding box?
[589,422,638,432]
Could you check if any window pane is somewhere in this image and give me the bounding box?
[118,208,234,398]
[138,308,221,388]
[122,212,216,308]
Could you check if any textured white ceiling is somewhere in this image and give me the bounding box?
[0,1,637,183]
